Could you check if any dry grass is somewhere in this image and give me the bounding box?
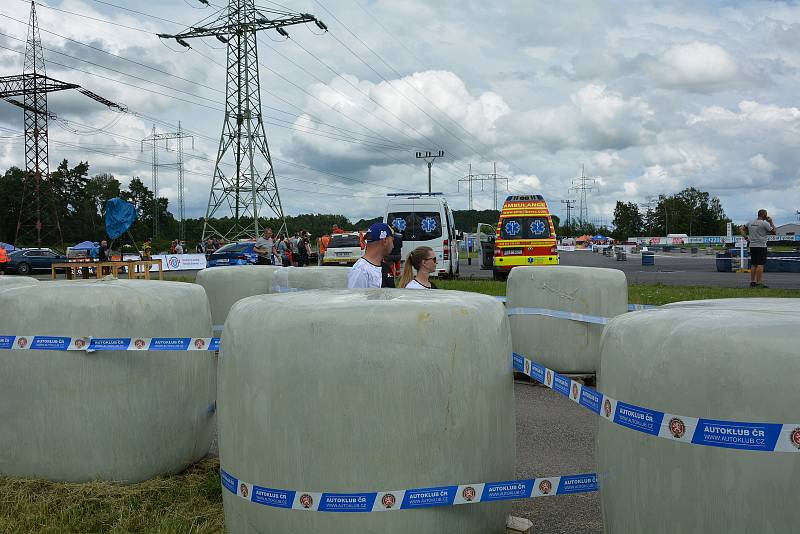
[0,458,223,534]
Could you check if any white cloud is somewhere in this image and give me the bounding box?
[748,153,778,174]
[657,41,739,91]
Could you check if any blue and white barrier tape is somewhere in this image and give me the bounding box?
[513,352,800,453]
[496,298,654,314]
[220,468,598,512]
[0,335,220,351]
[506,307,610,325]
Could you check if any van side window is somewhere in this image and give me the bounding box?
[387,212,442,241]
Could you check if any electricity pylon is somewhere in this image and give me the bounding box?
[458,162,508,210]
[561,199,576,226]
[159,1,326,240]
[0,2,126,247]
[569,164,598,225]
[141,123,194,240]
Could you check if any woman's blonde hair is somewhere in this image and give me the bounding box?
[397,246,434,288]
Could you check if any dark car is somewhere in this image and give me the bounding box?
[206,241,259,267]
[6,248,67,275]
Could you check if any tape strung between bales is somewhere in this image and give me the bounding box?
[513,352,800,453]
[219,468,598,512]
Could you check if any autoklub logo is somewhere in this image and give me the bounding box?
[74,338,86,349]
[790,427,800,449]
[603,398,613,418]
[134,339,146,349]
[571,382,579,400]
[16,337,27,348]
[462,486,476,502]
[669,417,686,439]
[168,256,180,269]
[381,493,396,509]
[299,493,313,509]
[538,480,552,495]
[545,370,552,386]
[524,360,530,375]
[239,483,249,498]
[194,338,206,350]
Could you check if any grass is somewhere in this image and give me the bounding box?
[0,458,224,534]
[437,278,800,305]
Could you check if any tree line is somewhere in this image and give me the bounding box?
[1,160,732,249]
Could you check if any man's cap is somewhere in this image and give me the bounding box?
[366,222,394,242]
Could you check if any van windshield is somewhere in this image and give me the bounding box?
[387,212,442,241]
[500,217,551,240]
[329,234,361,248]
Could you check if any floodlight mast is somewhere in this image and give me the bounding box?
[159,2,326,240]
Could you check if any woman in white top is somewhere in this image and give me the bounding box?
[397,246,437,289]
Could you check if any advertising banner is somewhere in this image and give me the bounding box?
[149,254,207,271]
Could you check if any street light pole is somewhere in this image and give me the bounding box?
[415,150,445,193]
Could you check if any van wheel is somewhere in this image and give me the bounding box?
[492,269,507,281]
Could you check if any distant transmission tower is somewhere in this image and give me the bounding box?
[457,162,508,210]
[141,123,194,240]
[160,2,326,240]
[0,2,125,247]
[561,199,576,226]
[569,164,598,225]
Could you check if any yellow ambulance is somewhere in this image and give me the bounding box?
[493,195,558,279]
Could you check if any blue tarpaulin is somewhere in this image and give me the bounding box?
[71,240,97,250]
[591,234,608,241]
[105,198,136,240]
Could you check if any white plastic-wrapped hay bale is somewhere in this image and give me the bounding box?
[196,265,280,331]
[598,298,800,533]
[0,279,216,483]
[507,266,626,373]
[219,289,515,533]
[0,276,38,289]
[271,266,350,292]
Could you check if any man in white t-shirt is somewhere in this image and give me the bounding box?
[347,222,394,288]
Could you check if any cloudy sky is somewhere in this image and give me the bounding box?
[2,0,800,227]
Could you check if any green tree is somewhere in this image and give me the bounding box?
[645,188,730,236]
[612,201,644,240]
[0,167,24,244]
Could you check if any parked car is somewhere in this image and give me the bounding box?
[5,248,67,275]
[323,232,363,265]
[206,241,259,267]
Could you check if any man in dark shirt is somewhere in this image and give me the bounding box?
[98,240,110,261]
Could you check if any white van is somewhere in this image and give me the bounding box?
[383,192,459,277]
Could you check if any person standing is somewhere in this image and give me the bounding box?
[142,238,153,260]
[254,228,275,265]
[318,233,330,265]
[397,246,438,289]
[347,223,394,288]
[741,209,776,288]
[387,221,404,277]
[175,240,184,255]
[98,240,110,262]
[332,224,344,235]
[0,245,9,274]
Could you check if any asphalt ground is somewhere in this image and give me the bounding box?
[459,249,800,288]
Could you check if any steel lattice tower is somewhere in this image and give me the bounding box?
[141,122,193,240]
[160,2,326,240]
[0,2,126,247]
[569,164,598,225]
